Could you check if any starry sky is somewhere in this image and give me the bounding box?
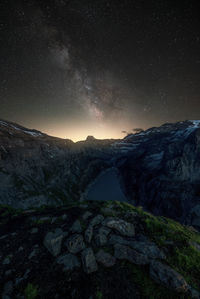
[0,0,200,141]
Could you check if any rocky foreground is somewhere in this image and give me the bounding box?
[1,201,200,298]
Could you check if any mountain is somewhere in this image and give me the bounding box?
[0,201,200,298]
[0,119,115,208]
[0,119,200,231]
[114,120,200,230]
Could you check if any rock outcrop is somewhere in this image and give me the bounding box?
[0,201,200,298]
[1,119,200,230]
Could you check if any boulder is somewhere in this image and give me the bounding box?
[43,228,66,257]
[70,220,82,233]
[28,249,37,259]
[3,256,11,265]
[56,253,80,271]
[128,241,166,260]
[82,211,93,221]
[81,248,98,274]
[188,287,200,299]
[90,215,104,226]
[109,235,165,259]
[96,249,116,267]
[65,234,86,254]
[95,234,107,247]
[150,261,189,292]
[114,244,149,265]
[109,234,131,246]
[103,217,135,237]
[99,226,111,236]
[62,214,68,221]
[95,227,111,246]
[85,225,93,243]
[124,211,138,220]
[101,207,116,216]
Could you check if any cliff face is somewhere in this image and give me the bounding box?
[1,119,200,230]
[114,120,200,229]
[0,120,114,208]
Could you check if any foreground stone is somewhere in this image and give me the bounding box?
[85,225,93,243]
[114,244,149,265]
[70,220,82,233]
[188,287,200,299]
[82,211,93,221]
[96,249,116,267]
[150,261,189,292]
[56,253,80,271]
[90,215,104,226]
[109,235,165,259]
[81,248,98,274]
[95,227,111,246]
[43,229,66,257]
[103,217,135,237]
[65,234,86,254]
[128,241,166,260]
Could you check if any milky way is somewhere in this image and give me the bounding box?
[0,0,200,140]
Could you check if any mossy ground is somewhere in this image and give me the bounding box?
[1,200,200,298]
[101,200,200,293]
[24,283,38,299]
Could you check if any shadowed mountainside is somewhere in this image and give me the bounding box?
[0,119,200,230]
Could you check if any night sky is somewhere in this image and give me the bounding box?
[1,0,200,140]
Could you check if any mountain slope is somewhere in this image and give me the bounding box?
[0,119,115,208]
[0,201,200,298]
[1,119,200,231]
[113,120,200,230]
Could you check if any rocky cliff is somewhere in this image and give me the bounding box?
[1,119,200,230]
[0,119,114,208]
[114,120,200,230]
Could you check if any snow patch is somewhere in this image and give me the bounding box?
[191,120,200,128]
[0,121,42,137]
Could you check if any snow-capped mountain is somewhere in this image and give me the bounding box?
[0,119,200,230]
[112,120,200,229]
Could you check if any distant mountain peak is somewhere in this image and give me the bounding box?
[86,135,96,141]
[0,119,44,137]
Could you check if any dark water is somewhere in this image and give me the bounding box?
[85,168,127,202]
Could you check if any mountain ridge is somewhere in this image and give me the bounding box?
[0,119,200,231]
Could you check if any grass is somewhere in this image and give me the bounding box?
[136,206,200,291]
[0,204,22,217]
[32,218,51,225]
[2,199,200,296]
[96,289,103,299]
[98,200,200,292]
[122,262,184,299]
[168,245,200,290]
[24,283,38,299]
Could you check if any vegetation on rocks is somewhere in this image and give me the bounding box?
[0,200,200,298]
[24,283,38,299]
